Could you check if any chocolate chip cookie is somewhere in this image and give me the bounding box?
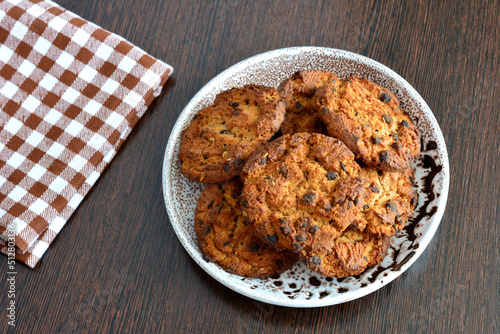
[316,75,420,171]
[352,165,418,237]
[240,132,366,259]
[278,69,338,134]
[179,85,286,183]
[303,228,391,278]
[195,179,297,278]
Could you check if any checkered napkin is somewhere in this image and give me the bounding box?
[0,0,173,268]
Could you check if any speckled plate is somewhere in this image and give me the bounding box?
[162,47,449,308]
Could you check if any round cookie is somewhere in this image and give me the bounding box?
[303,228,391,278]
[195,179,297,278]
[179,85,286,183]
[316,75,420,171]
[240,132,366,258]
[278,69,338,134]
[352,165,418,237]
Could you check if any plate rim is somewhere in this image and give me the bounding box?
[162,46,450,308]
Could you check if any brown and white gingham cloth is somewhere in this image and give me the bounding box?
[0,0,173,268]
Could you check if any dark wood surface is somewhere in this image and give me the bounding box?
[1,0,499,333]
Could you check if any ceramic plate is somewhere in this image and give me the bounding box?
[162,47,449,308]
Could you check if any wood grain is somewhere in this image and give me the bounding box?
[1,0,499,333]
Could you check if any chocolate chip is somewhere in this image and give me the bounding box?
[259,156,268,165]
[303,192,315,204]
[292,243,303,251]
[326,172,338,180]
[279,165,288,178]
[354,197,359,206]
[264,176,273,182]
[324,202,331,212]
[241,199,249,208]
[299,217,310,228]
[196,218,204,226]
[391,133,400,141]
[311,256,322,265]
[392,142,402,149]
[220,129,230,134]
[280,226,292,235]
[370,185,380,193]
[232,110,240,116]
[233,157,244,166]
[383,114,393,124]
[401,120,410,128]
[347,201,353,209]
[266,234,278,244]
[320,106,330,114]
[387,201,397,212]
[309,225,320,234]
[372,136,381,144]
[339,161,347,172]
[380,151,389,161]
[295,235,306,242]
[279,217,287,224]
[295,102,302,109]
[411,194,418,206]
[202,224,211,235]
[249,242,260,253]
[380,92,392,103]
[223,162,232,173]
[362,204,370,210]
[201,253,211,262]
[202,154,208,159]
[337,197,346,205]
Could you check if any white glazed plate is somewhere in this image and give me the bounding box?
[162,47,450,308]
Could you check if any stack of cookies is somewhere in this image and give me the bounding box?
[179,70,420,279]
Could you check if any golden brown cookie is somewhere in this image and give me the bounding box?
[179,85,286,183]
[316,75,420,171]
[303,228,391,278]
[351,165,418,237]
[195,179,297,278]
[278,70,338,134]
[240,132,366,258]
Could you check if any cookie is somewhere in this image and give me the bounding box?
[303,228,391,278]
[195,179,297,278]
[352,165,418,237]
[179,85,286,183]
[278,70,338,134]
[240,132,366,257]
[316,75,420,171]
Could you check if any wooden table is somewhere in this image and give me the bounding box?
[1,0,499,333]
